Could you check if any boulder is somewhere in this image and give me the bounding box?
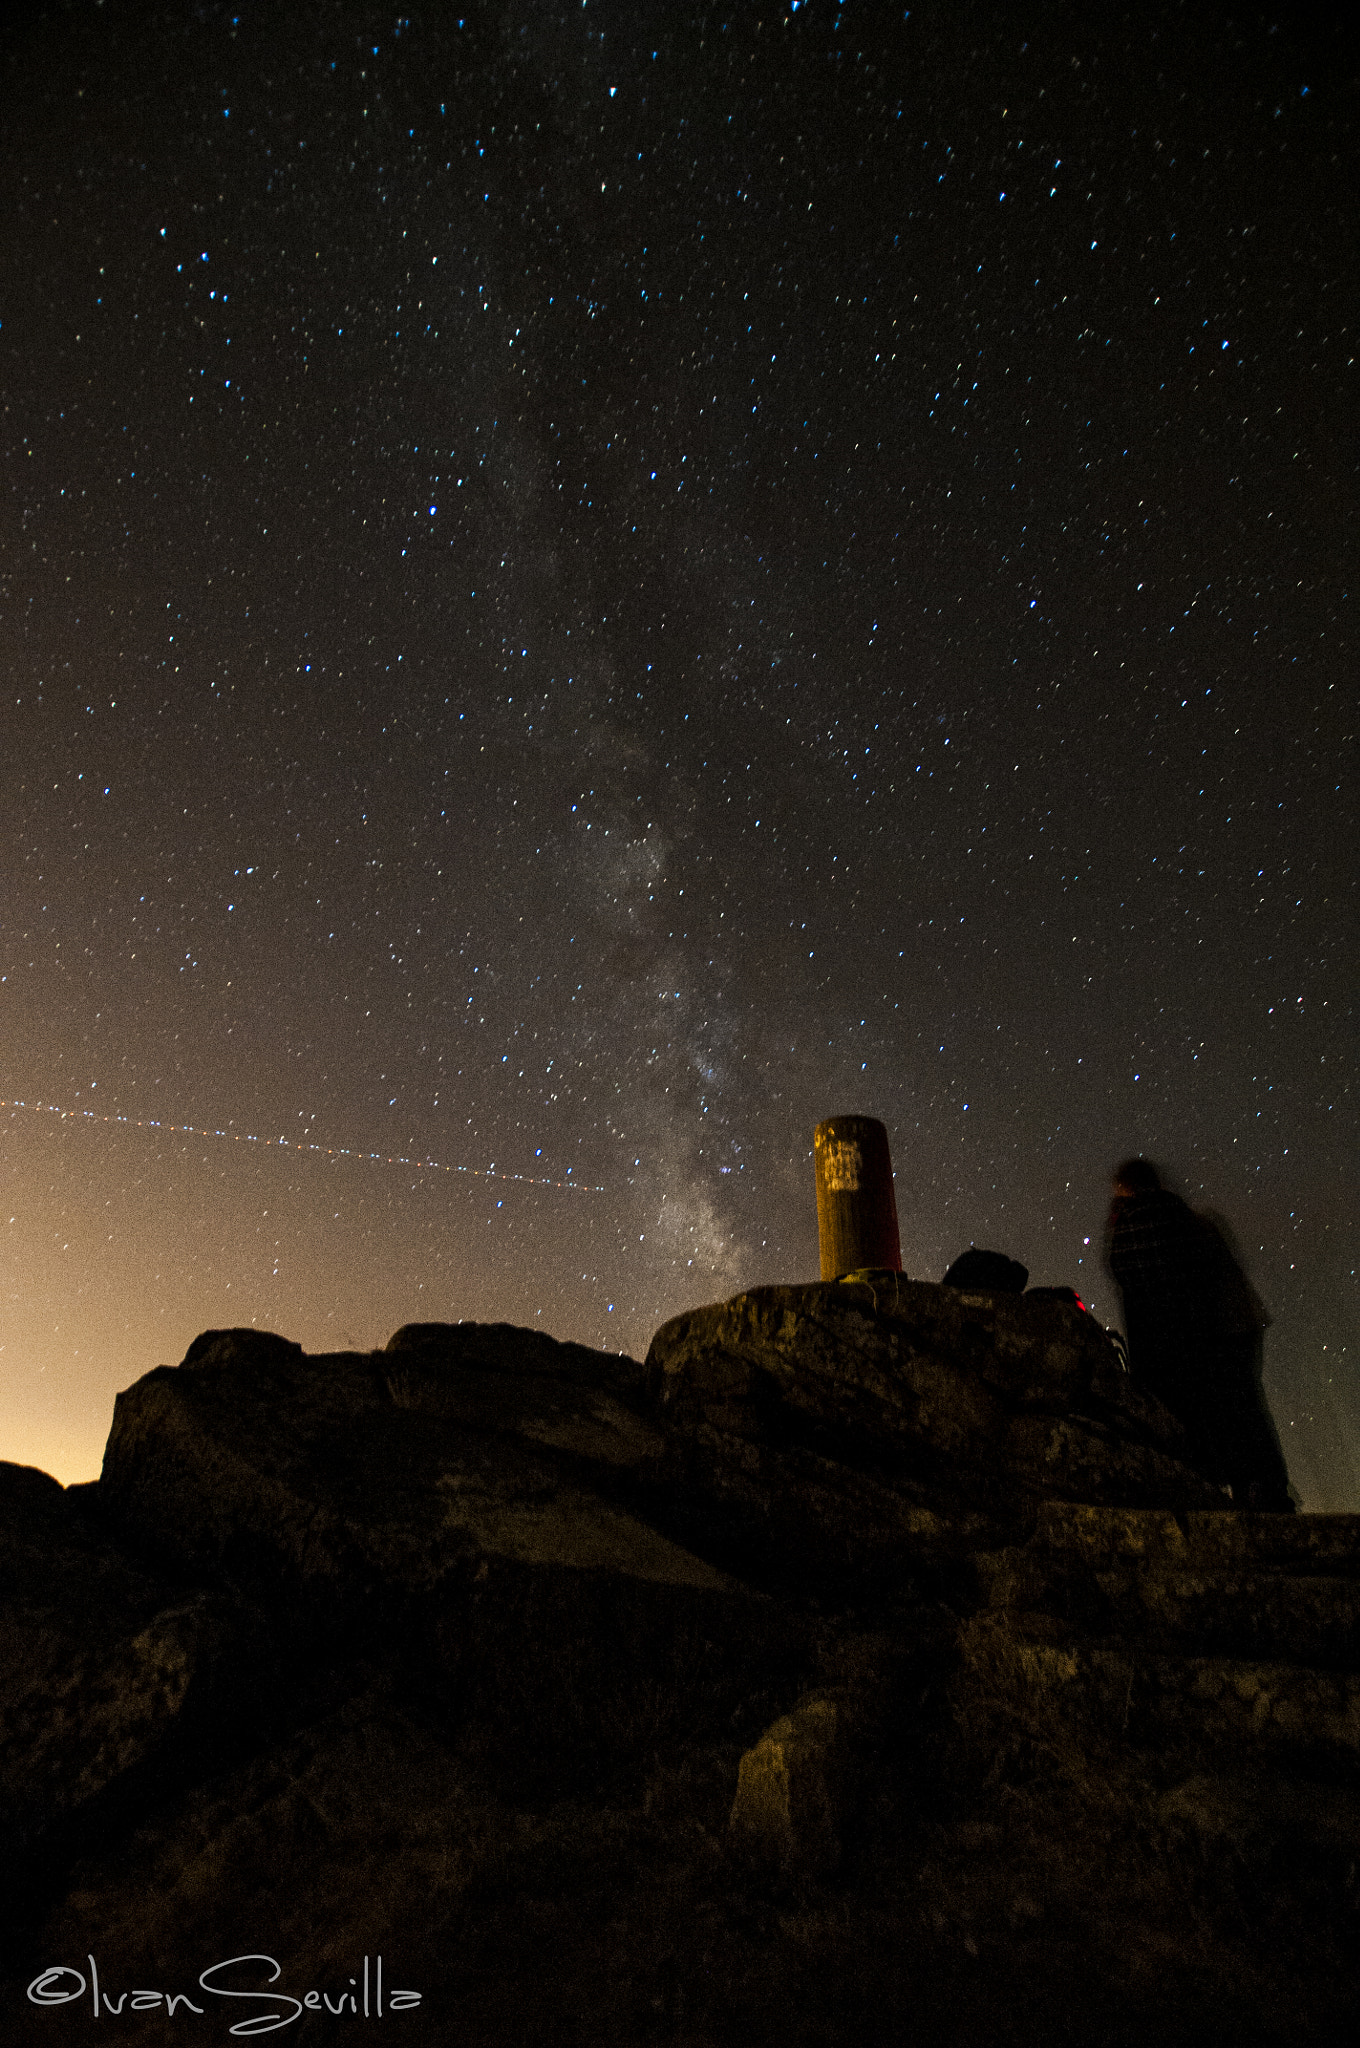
[642,1280,1223,1598]
[384,1320,665,1474]
[727,1627,923,1874]
[8,1297,1360,2046]
[729,1695,844,1872]
[0,1462,259,1901]
[960,1501,1360,1776]
[97,1325,796,1766]
[942,1247,1029,1292]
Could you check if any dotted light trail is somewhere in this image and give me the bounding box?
[0,1097,603,1193]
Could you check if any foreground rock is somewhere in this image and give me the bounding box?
[963,1499,1360,1773]
[0,1461,262,1924]
[4,1291,1358,2046]
[95,1324,795,1769]
[643,1279,1222,1599]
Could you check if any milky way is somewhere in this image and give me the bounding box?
[3,3,1354,1503]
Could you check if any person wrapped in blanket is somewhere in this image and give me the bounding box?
[1105,1157,1294,1511]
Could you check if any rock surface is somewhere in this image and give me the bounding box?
[643,1279,1222,1601]
[729,1695,845,1872]
[3,1285,1356,2046]
[95,1322,791,1769]
[0,1460,261,1911]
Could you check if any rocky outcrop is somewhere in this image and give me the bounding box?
[95,1323,794,1770]
[643,1278,1222,1599]
[961,1499,1360,1771]
[725,1626,925,1876]
[3,1286,1357,2046]
[0,1461,260,1900]
[729,1695,845,1872]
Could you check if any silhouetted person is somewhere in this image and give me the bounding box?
[1106,1159,1294,1510]
[1106,1159,1220,1477]
[1197,1209,1295,1512]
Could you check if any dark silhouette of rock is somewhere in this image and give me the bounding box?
[941,1246,1029,1293]
[181,1325,305,1371]
[96,1325,794,1774]
[4,1289,1358,2047]
[0,1460,264,1939]
[730,1693,844,1871]
[642,1280,1223,1606]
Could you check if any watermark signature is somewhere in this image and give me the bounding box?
[26,1956,420,2034]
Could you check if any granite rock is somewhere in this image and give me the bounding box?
[641,1279,1223,1601]
[4,1296,1358,2046]
[97,1324,793,1768]
[0,1461,261,1913]
[729,1695,845,1872]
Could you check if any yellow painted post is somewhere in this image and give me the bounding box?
[813,1116,902,1280]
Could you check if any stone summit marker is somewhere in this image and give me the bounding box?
[813,1114,902,1280]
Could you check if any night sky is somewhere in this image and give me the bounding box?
[3,3,1355,1505]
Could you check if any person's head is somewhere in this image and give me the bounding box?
[1112,1157,1161,1198]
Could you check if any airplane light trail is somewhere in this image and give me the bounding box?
[0,1097,603,1193]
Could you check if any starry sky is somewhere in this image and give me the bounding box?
[3,2,1355,1504]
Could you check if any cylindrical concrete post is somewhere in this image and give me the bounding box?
[813,1115,902,1280]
